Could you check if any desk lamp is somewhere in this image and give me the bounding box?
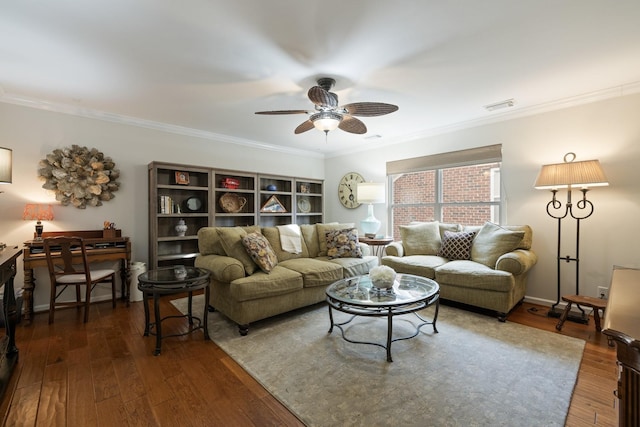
[23,204,54,240]
[356,182,386,238]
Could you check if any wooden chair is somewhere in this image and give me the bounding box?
[44,236,117,324]
[555,294,607,332]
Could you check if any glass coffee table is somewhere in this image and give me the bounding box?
[137,266,210,355]
[326,273,439,362]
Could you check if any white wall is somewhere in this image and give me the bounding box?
[324,93,640,305]
[0,103,324,312]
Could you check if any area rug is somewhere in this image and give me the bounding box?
[172,296,585,427]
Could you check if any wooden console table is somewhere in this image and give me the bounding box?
[603,267,640,427]
[22,230,131,325]
[0,246,21,400]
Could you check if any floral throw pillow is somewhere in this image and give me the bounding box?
[325,228,363,259]
[241,232,278,273]
[437,230,477,260]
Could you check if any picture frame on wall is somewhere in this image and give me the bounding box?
[175,171,190,185]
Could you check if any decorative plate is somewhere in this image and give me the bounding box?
[297,197,311,213]
[184,196,202,212]
[219,192,247,213]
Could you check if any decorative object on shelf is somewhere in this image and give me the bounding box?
[261,195,287,213]
[266,184,277,191]
[175,219,187,236]
[297,197,311,213]
[0,146,12,185]
[357,182,385,238]
[37,145,120,209]
[184,196,203,212]
[534,152,608,320]
[369,265,396,289]
[219,192,247,213]
[221,177,240,189]
[338,172,365,209]
[300,183,310,193]
[23,203,54,240]
[103,221,116,238]
[174,171,189,185]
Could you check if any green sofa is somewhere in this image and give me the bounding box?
[381,221,537,321]
[195,223,378,335]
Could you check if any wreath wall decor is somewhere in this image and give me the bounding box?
[37,144,121,209]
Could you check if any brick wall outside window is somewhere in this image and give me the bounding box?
[390,162,500,240]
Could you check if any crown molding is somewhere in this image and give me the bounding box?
[0,94,325,159]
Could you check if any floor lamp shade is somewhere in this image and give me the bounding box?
[357,182,385,237]
[0,147,11,184]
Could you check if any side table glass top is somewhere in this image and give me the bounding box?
[326,273,438,307]
[138,266,210,289]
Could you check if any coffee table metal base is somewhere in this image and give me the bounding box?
[327,295,439,362]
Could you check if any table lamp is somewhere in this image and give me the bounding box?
[23,204,54,240]
[357,182,386,238]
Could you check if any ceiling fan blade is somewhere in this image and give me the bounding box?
[255,110,309,115]
[343,102,398,117]
[339,116,367,134]
[308,86,338,108]
[294,120,315,134]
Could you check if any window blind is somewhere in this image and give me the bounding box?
[386,144,502,175]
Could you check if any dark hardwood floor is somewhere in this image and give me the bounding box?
[0,296,618,426]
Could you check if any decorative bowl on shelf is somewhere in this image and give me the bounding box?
[219,193,247,213]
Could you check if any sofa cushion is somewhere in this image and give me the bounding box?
[241,232,278,273]
[217,227,260,275]
[326,228,363,259]
[316,223,354,256]
[381,255,448,279]
[262,226,309,261]
[471,222,525,268]
[437,230,477,260]
[323,255,379,278]
[229,265,303,302]
[278,258,344,288]
[199,225,261,256]
[464,224,532,251]
[435,260,515,293]
[300,224,321,258]
[400,221,441,255]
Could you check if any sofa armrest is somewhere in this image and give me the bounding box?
[359,242,371,257]
[194,254,245,283]
[384,242,404,257]
[496,249,538,275]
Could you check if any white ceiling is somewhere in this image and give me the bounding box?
[2,1,640,156]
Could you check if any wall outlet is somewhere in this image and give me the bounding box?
[597,286,609,299]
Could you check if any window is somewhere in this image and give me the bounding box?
[387,145,502,240]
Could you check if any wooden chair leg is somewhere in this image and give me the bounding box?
[555,302,573,331]
[593,308,603,332]
[49,285,56,324]
[84,284,91,323]
[112,276,117,308]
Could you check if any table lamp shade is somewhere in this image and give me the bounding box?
[23,204,54,240]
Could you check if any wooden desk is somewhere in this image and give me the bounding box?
[22,230,131,325]
[0,246,21,401]
[603,267,640,427]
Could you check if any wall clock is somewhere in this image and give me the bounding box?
[338,172,365,209]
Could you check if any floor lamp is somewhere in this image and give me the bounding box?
[534,152,608,321]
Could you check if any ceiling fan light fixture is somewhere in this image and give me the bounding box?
[311,111,342,133]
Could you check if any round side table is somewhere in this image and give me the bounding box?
[137,266,210,355]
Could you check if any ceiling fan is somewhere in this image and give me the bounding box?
[255,77,398,137]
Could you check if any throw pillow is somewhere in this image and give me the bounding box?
[317,223,354,256]
[471,222,525,268]
[437,230,477,260]
[241,232,278,273]
[400,221,441,255]
[216,227,257,275]
[325,228,363,259]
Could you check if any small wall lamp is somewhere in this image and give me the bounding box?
[0,147,12,186]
